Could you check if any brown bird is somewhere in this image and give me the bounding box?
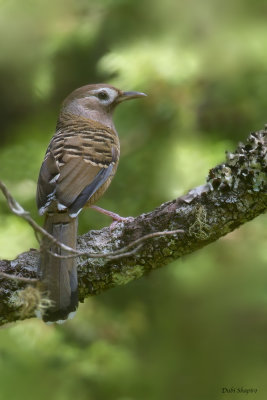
[36,83,146,323]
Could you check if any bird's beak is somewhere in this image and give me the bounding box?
[117,91,147,103]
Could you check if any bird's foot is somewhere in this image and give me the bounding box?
[90,205,134,230]
[109,216,134,231]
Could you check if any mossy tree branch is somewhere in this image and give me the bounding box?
[0,129,266,325]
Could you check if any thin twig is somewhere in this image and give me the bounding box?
[0,180,77,254]
[103,229,184,256]
[0,272,38,283]
[46,229,184,261]
[74,244,145,266]
[105,244,144,260]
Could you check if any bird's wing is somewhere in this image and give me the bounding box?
[37,118,119,216]
[36,143,60,214]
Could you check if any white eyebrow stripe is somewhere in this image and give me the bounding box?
[91,87,118,103]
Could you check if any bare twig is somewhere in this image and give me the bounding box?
[0,180,78,254]
[0,272,38,283]
[47,228,184,260]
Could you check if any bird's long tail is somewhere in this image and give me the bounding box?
[40,211,78,323]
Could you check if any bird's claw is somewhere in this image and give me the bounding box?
[109,216,134,231]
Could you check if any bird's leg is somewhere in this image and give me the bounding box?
[90,205,134,229]
[90,205,127,221]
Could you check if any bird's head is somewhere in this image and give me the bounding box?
[60,83,147,126]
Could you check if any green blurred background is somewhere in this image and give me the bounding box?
[0,0,267,399]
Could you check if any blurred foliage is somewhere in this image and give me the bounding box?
[0,0,267,399]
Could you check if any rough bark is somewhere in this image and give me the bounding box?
[0,129,266,325]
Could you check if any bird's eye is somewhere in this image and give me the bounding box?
[97,91,109,101]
